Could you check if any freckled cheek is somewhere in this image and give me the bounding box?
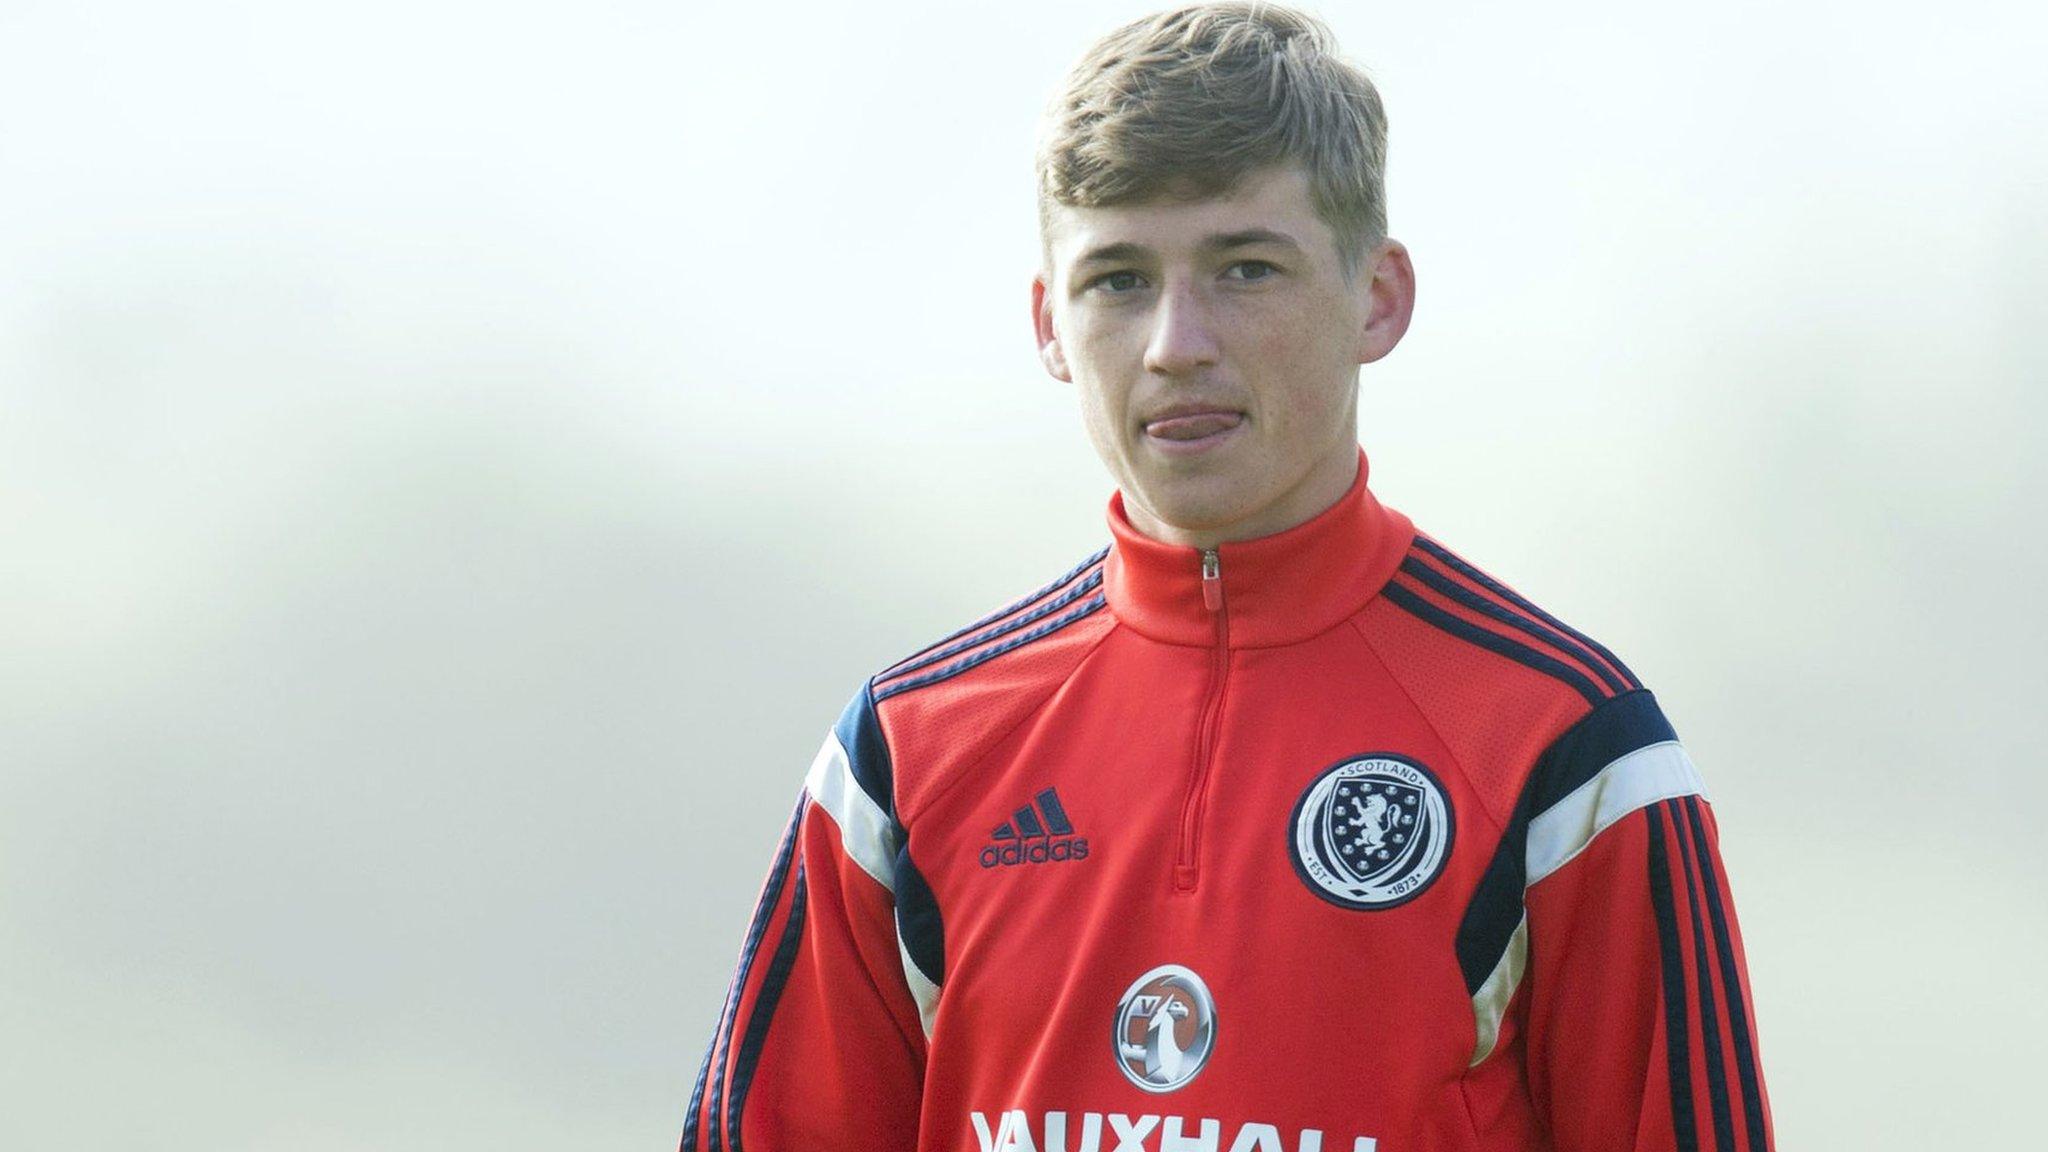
[1072,376,1132,448]
[1234,330,1322,411]
[1056,326,1109,383]
[1065,324,1143,425]
[1219,299,1303,353]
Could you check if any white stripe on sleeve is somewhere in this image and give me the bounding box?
[1467,739,1708,1067]
[1526,740,1705,888]
[802,731,899,890]
[1468,915,1528,1067]
[897,934,942,1038]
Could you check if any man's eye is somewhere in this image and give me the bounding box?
[1092,270,1146,293]
[1226,260,1278,282]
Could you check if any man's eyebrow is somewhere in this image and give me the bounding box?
[1073,241,1151,267]
[1207,228,1303,252]
[1071,229,1304,267]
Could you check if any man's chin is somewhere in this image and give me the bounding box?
[1128,475,1261,538]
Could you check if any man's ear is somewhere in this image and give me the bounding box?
[1031,273,1072,382]
[1356,239,1416,365]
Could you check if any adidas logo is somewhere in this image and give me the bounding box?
[979,787,1090,868]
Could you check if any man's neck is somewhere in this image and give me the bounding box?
[1124,444,1361,550]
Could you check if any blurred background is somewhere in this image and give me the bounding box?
[3,0,2043,1147]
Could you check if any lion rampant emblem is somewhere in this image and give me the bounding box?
[1347,791,1398,852]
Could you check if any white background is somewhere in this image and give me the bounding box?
[3,1,2043,1146]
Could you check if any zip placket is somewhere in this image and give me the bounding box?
[1174,547,1231,892]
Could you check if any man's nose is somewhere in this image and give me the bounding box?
[1143,283,1221,376]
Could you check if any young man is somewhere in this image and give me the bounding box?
[680,6,1772,1151]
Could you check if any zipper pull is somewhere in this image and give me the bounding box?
[1200,547,1224,612]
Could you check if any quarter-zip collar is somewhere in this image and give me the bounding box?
[1103,445,1414,649]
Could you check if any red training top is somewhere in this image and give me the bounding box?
[681,446,1773,1152]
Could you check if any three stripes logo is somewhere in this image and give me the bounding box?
[979,787,1090,868]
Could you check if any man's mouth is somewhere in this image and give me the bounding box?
[1143,411,1244,442]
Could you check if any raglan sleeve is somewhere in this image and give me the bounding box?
[1515,689,1775,1151]
[679,684,934,1151]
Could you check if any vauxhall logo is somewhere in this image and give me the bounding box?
[969,1111,1381,1152]
[980,787,1090,868]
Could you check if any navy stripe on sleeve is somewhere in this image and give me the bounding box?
[1385,579,1606,705]
[832,684,897,819]
[724,861,810,1152]
[875,546,1108,680]
[702,798,806,1152]
[1670,798,1737,1152]
[1411,535,1640,688]
[873,595,1107,702]
[1684,797,1771,1150]
[875,566,1104,688]
[1398,555,1631,694]
[1455,689,1676,995]
[1647,805,1700,1152]
[895,843,945,987]
[679,1019,719,1151]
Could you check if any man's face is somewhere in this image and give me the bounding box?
[1033,165,1413,547]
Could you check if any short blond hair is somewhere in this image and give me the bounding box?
[1036,2,1389,278]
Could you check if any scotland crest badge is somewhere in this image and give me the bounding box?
[1289,754,1454,910]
